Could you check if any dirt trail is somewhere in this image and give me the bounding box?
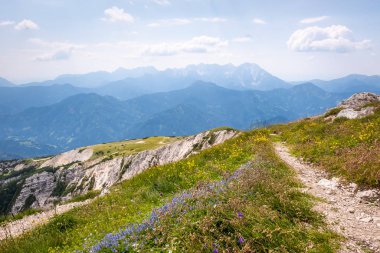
[0,199,91,241]
[275,142,380,253]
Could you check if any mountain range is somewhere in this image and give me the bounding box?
[0,63,379,159]
[0,82,344,158]
[311,74,380,93]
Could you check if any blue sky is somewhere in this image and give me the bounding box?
[0,0,379,83]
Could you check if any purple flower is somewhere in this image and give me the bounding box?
[238,236,245,244]
[238,211,243,218]
[213,248,219,253]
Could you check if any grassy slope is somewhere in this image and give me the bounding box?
[88,136,183,160]
[87,131,339,253]
[271,105,380,188]
[0,130,339,253]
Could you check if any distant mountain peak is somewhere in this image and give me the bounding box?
[164,63,290,91]
[238,62,260,69]
[112,66,158,75]
[292,82,321,89]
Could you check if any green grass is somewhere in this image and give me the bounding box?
[324,107,343,118]
[64,190,101,204]
[208,126,236,133]
[271,105,380,188]
[91,131,339,253]
[89,136,182,160]
[0,129,339,253]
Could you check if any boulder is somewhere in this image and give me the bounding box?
[336,107,376,119]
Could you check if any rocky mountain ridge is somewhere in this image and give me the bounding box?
[0,129,237,215]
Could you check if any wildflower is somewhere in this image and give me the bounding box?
[213,248,219,253]
[238,211,243,218]
[238,236,245,244]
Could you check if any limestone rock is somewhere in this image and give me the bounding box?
[317,178,339,190]
[336,107,376,119]
[356,189,379,200]
[11,171,56,214]
[338,92,380,110]
[41,148,93,168]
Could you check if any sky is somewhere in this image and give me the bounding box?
[0,0,379,83]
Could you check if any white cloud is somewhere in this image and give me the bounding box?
[14,19,39,30]
[103,6,134,23]
[144,43,178,56]
[147,18,191,27]
[144,36,228,56]
[194,17,227,23]
[152,0,170,5]
[147,17,226,27]
[29,38,84,49]
[233,36,252,43]
[35,49,73,61]
[287,25,371,53]
[30,38,85,61]
[300,16,329,24]
[252,18,266,25]
[183,36,228,52]
[0,20,15,27]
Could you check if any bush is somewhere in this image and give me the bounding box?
[49,213,77,232]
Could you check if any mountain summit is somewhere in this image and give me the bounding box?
[20,63,290,92]
[165,63,290,90]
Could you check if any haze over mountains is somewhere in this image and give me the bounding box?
[311,74,380,93]
[0,78,14,87]
[1,63,379,160]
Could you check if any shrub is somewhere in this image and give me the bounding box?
[49,213,78,232]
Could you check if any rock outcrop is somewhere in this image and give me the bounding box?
[41,148,93,168]
[338,92,380,110]
[0,129,237,214]
[336,107,377,120]
[336,92,380,120]
[326,92,380,120]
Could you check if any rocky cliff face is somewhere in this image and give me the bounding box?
[0,129,237,215]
